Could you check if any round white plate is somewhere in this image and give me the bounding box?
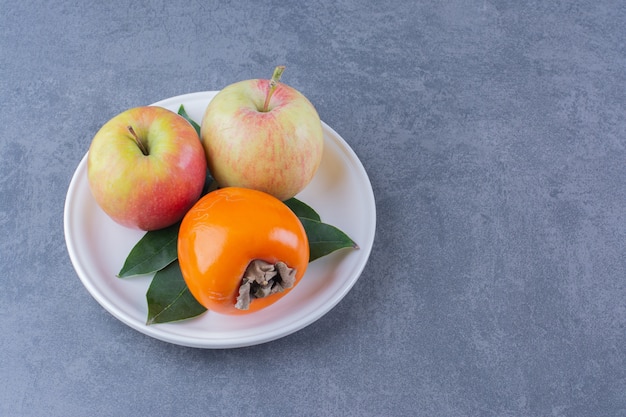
[64,91,376,349]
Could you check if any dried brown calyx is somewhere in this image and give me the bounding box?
[235,259,296,310]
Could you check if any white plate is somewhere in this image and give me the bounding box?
[64,91,376,349]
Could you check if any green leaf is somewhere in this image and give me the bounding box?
[299,218,358,262]
[284,198,321,221]
[178,104,201,137]
[146,260,207,325]
[118,222,180,278]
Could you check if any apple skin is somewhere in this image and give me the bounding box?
[87,106,207,231]
[200,79,324,201]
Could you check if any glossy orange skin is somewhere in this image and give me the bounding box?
[177,187,309,315]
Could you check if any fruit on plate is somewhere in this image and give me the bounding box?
[177,187,310,315]
[87,106,207,231]
[200,66,324,201]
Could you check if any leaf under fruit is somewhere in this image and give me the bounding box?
[178,105,201,137]
[146,260,207,325]
[283,197,321,221]
[118,222,180,278]
[298,218,358,262]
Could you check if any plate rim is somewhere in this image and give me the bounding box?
[64,91,376,349]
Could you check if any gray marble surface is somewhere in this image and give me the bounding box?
[1,1,625,416]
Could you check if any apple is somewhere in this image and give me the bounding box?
[200,66,324,201]
[87,106,207,231]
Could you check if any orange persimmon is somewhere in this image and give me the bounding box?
[177,187,309,315]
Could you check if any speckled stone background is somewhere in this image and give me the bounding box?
[1,1,625,416]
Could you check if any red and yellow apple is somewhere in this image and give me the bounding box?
[200,66,324,201]
[87,106,207,231]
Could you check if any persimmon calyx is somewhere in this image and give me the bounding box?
[235,259,296,310]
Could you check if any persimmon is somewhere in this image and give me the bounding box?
[177,187,309,315]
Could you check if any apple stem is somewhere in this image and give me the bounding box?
[262,65,286,112]
[127,126,149,156]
